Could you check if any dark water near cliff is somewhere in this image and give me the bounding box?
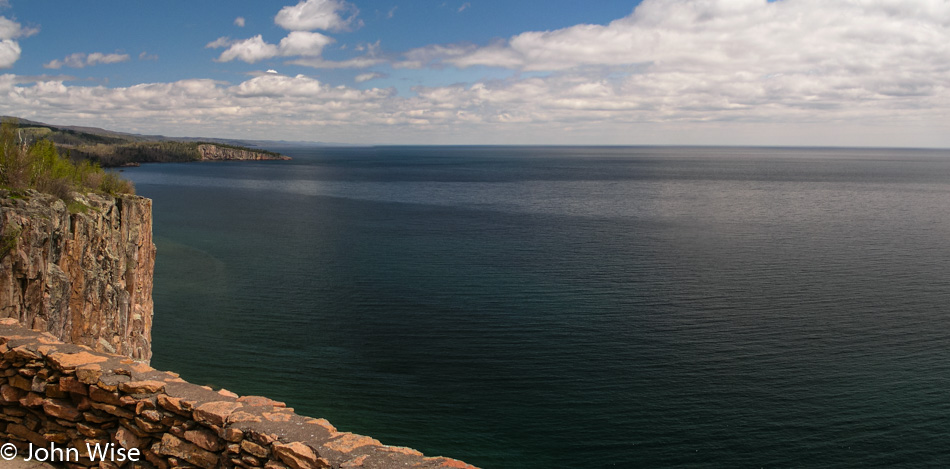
[123,146,950,468]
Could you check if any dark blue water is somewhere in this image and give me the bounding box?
[122,146,950,468]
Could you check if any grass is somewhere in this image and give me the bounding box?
[66,200,93,214]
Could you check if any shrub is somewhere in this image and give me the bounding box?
[97,172,135,196]
[0,118,134,200]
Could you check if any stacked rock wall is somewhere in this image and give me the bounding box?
[0,190,154,361]
[0,321,477,469]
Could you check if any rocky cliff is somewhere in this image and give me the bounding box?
[0,190,155,361]
[197,144,291,162]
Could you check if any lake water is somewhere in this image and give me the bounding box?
[122,146,950,468]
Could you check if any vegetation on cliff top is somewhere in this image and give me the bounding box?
[0,118,134,201]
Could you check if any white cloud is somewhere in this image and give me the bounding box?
[274,0,358,32]
[0,15,38,68]
[458,2,470,13]
[278,31,333,57]
[210,32,335,63]
[213,35,279,63]
[234,17,246,27]
[0,39,19,68]
[139,51,159,61]
[87,52,130,66]
[0,16,38,40]
[43,52,130,69]
[209,2,360,65]
[354,72,385,83]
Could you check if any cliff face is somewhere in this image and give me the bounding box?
[197,144,291,161]
[0,190,155,361]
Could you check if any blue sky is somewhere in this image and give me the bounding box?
[1,0,949,146]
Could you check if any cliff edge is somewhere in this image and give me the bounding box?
[0,190,155,361]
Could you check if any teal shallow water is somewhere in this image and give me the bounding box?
[123,146,950,468]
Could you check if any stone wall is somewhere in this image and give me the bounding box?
[0,320,478,469]
[0,190,154,361]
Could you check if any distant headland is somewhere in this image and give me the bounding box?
[2,117,290,167]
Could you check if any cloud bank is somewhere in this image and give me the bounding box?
[2,0,949,146]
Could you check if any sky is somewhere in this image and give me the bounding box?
[0,0,948,147]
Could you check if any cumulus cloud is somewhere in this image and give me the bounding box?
[278,31,333,56]
[0,39,19,68]
[274,0,358,32]
[43,52,130,69]
[0,15,38,68]
[234,17,246,27]
[209,32,334,63]
[211,35,279,63]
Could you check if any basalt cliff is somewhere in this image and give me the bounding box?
[0,190,154,361]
